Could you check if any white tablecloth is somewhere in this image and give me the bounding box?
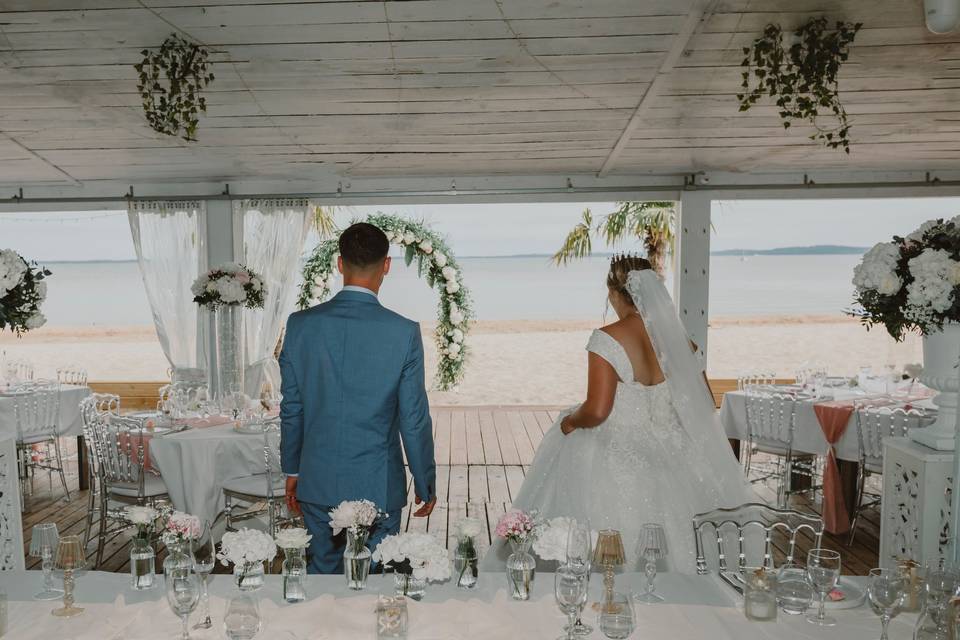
[720,391,860,461]
[0,570,913,640]
[149,423,267,525]
[0,384,91,440]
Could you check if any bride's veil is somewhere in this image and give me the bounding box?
[626,269,752,502]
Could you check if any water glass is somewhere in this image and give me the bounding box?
[555,565,589,640]
[806,548,841,627]
[867,568,905,640]
[598,592,636,640]
[224,594,262,640]
[165,568,201,640]
[776,563,813,615]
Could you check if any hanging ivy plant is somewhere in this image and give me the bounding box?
[737,18,862,153]
[134,34,215,142]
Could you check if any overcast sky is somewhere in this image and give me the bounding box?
[2,198,959,261]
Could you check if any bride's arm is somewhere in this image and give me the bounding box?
[560,353,618,434]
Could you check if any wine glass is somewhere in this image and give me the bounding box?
[555,565,589,640]
[867,568,905,640]
[29,523,62,600]
[565,520,593,637]
[635,523,667,603]
[224,594,262,640]
[165,568,201,640]
[598,592,635,639]
[806,548,841,626]
[191,522,215,630]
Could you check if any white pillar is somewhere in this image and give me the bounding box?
[675,191,712,362]
[204,199,238,395]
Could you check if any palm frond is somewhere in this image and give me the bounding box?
[552,208,593,265]
[313,206,339,239]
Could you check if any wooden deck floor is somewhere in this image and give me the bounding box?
[21,406,883,575]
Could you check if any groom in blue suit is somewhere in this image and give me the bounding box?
[279,222,437,574]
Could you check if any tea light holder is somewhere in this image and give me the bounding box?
[52,535,86,617]
[743,567,778,622]
[592,529,626,609]
[376,595,408,639]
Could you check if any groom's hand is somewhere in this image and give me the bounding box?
[413,495,436,517]
[285,476,301,516]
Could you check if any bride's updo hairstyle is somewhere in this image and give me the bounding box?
[607,253,653,306]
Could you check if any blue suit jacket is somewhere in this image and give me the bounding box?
[279,289,436,512]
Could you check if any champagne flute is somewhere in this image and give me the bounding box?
[555,565,589,640]
[806,548,841,626]
[165,568,201,640]
[191,522,215,630]
[867,568,905,640]
[565,520,593,636]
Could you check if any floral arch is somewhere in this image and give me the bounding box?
[297,213,472,391]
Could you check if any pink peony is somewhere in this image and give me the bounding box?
[495,509,535,542]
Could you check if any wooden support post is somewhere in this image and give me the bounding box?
[676,191,712,363]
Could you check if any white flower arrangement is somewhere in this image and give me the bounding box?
[452,517,483,541]
[851,217,960,339]
[275,527,312,550]
[372,532,452,582]
[328,498,383,536]
[217,528,277,569]
[297,213,473,390]
[125,505,159,540]
[532,517,574,562]
[0,249,50,335]
[191,262,266,310]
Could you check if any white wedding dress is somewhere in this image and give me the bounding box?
[482,270,752,574]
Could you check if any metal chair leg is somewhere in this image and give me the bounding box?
[847,467,868,546]
[53,437,70,501]
[224,494,234,532]
[95,492,108,568]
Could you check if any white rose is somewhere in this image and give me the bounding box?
[853,242,902,295]
[433,252,448,267]
[447,342,461,355]
[403,231,416,245]
[449,328,464,343]
[453,518,483,539]
[217,279,246,304]
[445,281,460,294]
[275,527,312,550]
[419,239,433,254]
[250,277,263,292]
[24,312,46,330]
[125,505,157,526]
[442,266,457,281]
[384,231,395,242]
[449,310,465,325]
[313,274,325,286]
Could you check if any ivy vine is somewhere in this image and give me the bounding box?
[737,18,862,153]
[135,34,215,142]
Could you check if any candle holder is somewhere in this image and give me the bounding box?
[52,535,86,617]
[29,523,63,600]
[592,529,626,610]
[376,595,408,639]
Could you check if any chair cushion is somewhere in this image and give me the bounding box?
[107,474,168,498]
[223,473,285,499]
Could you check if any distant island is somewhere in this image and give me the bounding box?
[711,245,867,256]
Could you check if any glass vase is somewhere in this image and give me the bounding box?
[506,539,535,601]
[234,561,266,592]
[282,548,307,603]
[344,529,372,591]
[129,536,156,591]
[224,593,262,639]
[394,573,427,601]
[453,537,478,589]
[162,541,194,578]
[212,304,245,402]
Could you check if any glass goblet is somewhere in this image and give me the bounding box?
[555,565,589,640]
[564,520,593,637]
[867,568,905,640]
[190,523,215,630]
[165,568,201,640]
[806,548,841,626]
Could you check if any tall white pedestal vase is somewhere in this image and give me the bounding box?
[912,322,960,451]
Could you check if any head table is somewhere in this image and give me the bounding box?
[2,570,912,640]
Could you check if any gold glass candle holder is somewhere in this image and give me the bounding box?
[592,529,626,609]
[52,535,86,618]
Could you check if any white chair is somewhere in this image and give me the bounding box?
[56,366,88,387]
[5,359,34,384]
[13,381,70,504]
[79,393,120,549]
[849,403,935,545]
[693,502,824,575]
[743,385,820,507]
[222,422,293,541]
[83,404,169,567]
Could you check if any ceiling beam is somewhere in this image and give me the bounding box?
[597,0,713,178]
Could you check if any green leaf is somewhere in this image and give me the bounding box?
[404,245,415,266]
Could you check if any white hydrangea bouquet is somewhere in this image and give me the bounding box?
[532,516,575,562]
[0,248,50,335]
[372,532,452,599]
[218,528,277,590]
[191,262,266,309]
[451,517,483,588]
[275,527,312,551]
[329,499,384,543]
[851,217,960,339]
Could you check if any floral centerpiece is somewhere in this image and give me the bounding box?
[191,263,266,310]
[532,516,575,562]
[372,532,452,600]
[0,249,50,336]
[161,510,202,575]
[495,509,539,600]
[218,528,277,591]
[125,505,161,590]
[330,499,385,590]
[451,517,483,589]
[275,527,312,603]
[851,217,960,449]
[298,213,473,391]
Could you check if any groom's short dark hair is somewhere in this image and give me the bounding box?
[339,223,389,269]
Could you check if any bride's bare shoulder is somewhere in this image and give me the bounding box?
[598,316,645,340]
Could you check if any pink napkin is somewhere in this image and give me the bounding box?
[812,401,856,534]
[175,415,234,429]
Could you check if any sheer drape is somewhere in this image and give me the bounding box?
[128,200,208,382]
[234,199,312,396]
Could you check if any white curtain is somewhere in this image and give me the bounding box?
[234,198,312,396]
[128,200,208,382]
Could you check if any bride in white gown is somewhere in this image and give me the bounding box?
[483,256,752,574]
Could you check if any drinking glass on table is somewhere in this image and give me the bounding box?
[224,593,262,640]
[806,548,841,626]
[867,568,905,640]
[775,563,813,615]
[565,520,593,636]
[191,522,215,630]
[598,592,635,639]
[165,567,201,640]
[555,565,589,640]
[29,522,62,600]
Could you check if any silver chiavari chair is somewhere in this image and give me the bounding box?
[849,402,935,545]
[79,393,120,549]
[13,380,69,504]
[83,406,169,567]
[6,359,34,384]
[737,372,777,476]
[693,502,824,575]
[743,385,820,507]
[56,366,88,387]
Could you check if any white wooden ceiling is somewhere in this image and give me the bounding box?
[0,0,959,196]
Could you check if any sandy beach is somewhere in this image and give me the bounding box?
[0,316,923,406]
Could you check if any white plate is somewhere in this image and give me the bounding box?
[824,578,866,610]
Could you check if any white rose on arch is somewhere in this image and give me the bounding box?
[449,328,464,343]
[447,342,462,355]
[403,231,416,245]
[433,252,448,267]
[442,266,457,282]
[419,239,433,254]
[445,281,460,294]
